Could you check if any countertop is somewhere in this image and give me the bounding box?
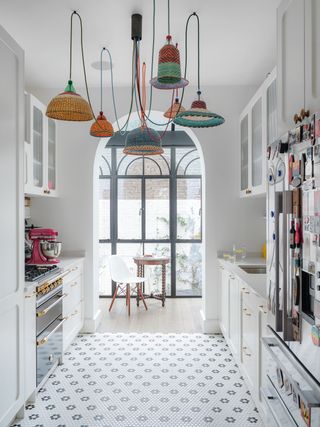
[24,255,84,292]
[218,255,267,299]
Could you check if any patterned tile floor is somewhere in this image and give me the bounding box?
[12,333,263,427]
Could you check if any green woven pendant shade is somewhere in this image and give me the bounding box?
[46,80,93,121]
[150,36,188,90]
[123,127,164,156]
[174,98,225,128]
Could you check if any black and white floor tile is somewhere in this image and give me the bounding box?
[13,333,263,427]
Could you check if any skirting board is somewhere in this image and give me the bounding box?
[200,309,221,334]
[82,309,102,333]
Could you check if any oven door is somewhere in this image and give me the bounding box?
[36,317,65,386]
[36,291,66,335]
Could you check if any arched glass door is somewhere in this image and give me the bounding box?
[98,136,202,297]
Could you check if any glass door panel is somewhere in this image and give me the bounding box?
[145,179,170,239]
[99,178,110,240]
[176,243,202,296]
[99,243,112,296]
[267,78,277,146]
[118,179,142,239]
[240,115,248,191]
[144,243,171,296]
[48,119,56,190]
[252,98,262,187]
[177,178,201,239]
[33,106,43,188]
[116,243,142,272]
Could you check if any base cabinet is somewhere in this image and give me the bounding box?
[218,261,268,422]
[24,288,36,403]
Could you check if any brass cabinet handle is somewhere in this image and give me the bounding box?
[70,281,78,288]
[37,318,66,346]
[241,287,250,294]
[229,275,235,280]
[36,293,67,317]
[71,266,79,272]
[245,188,252,194]
[243,347,252,357]
[258,305,267,314]
[71,309,79,317]
[243,308,252,316]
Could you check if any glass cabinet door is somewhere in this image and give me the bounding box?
[267,78,277,146]
[251,97,262,188]
[240,115,249,191]
[48,119,56,191]
[32,105,43,188]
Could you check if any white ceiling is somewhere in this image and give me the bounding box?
[0,0,281,89]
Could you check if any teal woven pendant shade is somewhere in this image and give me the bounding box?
[123,127,164,156]
[174,98,225,128]
[150,36,188,90]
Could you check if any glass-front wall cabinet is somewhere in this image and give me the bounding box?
[32,105,43,189]
[48,119,56,191]
[239,68,276,197]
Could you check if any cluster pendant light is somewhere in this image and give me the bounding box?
[174,13,225,128]
[90,48,114,137]
[46,11,93,122]
[46,2,224,149]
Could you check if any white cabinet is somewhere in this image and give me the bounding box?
[240,69,276,197]
[229,276,241,359]
[24,93,58,197]
[62,260,84,352]
[277,0,320,134]
[24,288,36,402]
[0,24,25,427]
[219,268,230,339]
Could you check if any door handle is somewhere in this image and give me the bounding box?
[37,318,66,346]
[36,293,67,317]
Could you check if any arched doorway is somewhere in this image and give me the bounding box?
[94,111,205,303]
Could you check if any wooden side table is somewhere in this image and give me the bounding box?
[133,256,170,307]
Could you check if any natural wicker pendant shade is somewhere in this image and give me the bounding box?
[164,97,185,119]
[46,80,93,121]
[174,97,224,128]
[90,111,114,137]
[123,127,163,156]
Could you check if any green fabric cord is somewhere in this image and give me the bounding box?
[64,80,76,93]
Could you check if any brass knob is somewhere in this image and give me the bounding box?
[245,189,252,195]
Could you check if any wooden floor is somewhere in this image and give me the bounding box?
[97,297,203,333]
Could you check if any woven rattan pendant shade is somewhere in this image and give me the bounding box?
[164,97,186,119]
[174,98,225,128]
[46,81,93,122]
[123,127,164,156]
[150,36,188,90]
[90,111,114,137]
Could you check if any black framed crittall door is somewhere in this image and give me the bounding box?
[98,132,202,298]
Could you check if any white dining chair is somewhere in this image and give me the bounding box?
[108,255,147,316]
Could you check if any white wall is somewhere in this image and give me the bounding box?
[29,84,265,333]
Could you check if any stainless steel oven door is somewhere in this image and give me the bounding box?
[36,317,65,386]
[36,292,66,335]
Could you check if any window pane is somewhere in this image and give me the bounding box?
[99,243,112,296]
[176,148,199,175]
[176,243,202,296]
[177,178,201,239]
[146,179,170,239]
[144,243,171,296]
[118,179,142,239]
[99,178,110,240]
[116,243,142,273]
[99,150,112,176]
[117,149,143,175]
[144,149,171,175]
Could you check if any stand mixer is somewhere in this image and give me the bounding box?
[26,228,62,265]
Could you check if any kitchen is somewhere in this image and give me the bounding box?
[1,0,319,426]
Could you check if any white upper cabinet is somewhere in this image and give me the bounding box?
[240,69,276,197]
[24,93,58,197]
[278,0,320,135]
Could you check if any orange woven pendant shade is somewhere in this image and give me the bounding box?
[46,81,93,122]
[164,97,186,119]
[90,111,114,137]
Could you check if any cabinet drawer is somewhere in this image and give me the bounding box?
[63,262,83,286]
[63,274,82,316]
[242,339,257,391]
[242,303,256,353]
[63,302,82,351]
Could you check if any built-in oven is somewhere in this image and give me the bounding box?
[36,284,66,386]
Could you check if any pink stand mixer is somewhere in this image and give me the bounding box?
[26,228,62,265]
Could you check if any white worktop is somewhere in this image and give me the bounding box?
[218,255,267,299]
[24,255,84,292]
